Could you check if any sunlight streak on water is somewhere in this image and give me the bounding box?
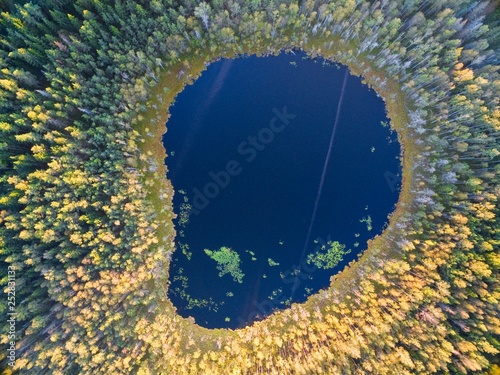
[293,69,350,300]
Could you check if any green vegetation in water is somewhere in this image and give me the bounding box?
[245,250,257,261]
[307,241,351,270]
[175,192,193,260]
[268,287,282,301]
[172,268,219,311]
[178,191,192,228]
[268,258,280,267]
[179,242,192,260]
[204,246,245,283]
[360,215,373,231]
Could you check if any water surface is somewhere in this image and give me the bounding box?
[164,52,401,329]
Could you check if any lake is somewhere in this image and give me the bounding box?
[163,51,401,329]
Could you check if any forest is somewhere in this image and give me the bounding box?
[0,0,499,374]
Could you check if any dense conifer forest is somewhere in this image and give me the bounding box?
[0,0,499,374]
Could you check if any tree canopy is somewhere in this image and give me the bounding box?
[0,0,498,374]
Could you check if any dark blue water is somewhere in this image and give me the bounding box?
[164,52,401,329]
